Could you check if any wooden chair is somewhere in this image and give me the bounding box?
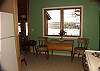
[36,38,49,59]
[72,37,89,61]
[24,40,37,54]
[82,54,89,71]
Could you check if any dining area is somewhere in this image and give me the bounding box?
[20,36,100,71]
[35,37,89,62]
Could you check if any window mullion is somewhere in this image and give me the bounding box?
[44,10,48,36]
[60,9,64,30]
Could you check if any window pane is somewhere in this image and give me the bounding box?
[47,10,60,35]
[18,23,21,33]
[64,9,80,36]
[25,22,28,36]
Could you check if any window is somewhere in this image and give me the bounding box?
[18,22,21,33]
[18,22,28,36]
[25,22,28,36]
[43,6,83,37]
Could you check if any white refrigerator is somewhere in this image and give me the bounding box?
[0,12,18,71]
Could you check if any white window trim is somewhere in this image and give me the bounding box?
[42,5,83,38]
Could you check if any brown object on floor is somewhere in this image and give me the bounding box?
[21,54,27,65]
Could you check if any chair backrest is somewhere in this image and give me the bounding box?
[77,37,89,49]
[37,39,47,47]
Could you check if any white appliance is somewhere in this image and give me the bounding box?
[0,12,18,71]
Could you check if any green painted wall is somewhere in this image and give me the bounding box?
[30,0,100,50]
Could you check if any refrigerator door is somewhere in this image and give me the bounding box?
[0,12,18,71]
[1,37,18,71]
[0,37,1,60]
[0,12,15,39]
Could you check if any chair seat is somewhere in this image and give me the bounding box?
[37,47,48,51]
[36,38,49,59]
[74,47,85,54]
[74,47,85,50]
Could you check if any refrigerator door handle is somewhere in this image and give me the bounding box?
[0,36,15,40]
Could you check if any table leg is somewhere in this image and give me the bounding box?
[52,50,53,55]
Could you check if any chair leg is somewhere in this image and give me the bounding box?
[78,53,80,58]
[45,51,49,59]
[52,50,53,55]
[34,46,38,56]
[71,52,74,62]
